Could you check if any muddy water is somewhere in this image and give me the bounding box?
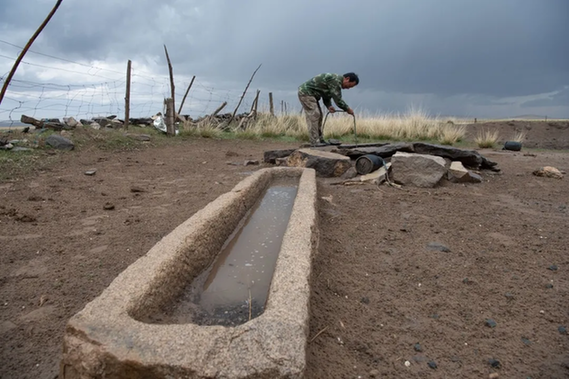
[149,179,298,326]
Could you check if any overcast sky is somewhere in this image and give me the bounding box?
[1,0,568,122]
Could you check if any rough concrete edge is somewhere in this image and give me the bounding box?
[259,167,319,376]
[60,167,317,379]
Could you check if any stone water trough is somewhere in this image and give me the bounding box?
[59,167,319,379]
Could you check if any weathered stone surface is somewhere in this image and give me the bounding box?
[448,161,483,183]
[20,114,63,130]
[412,142,499,170]
[45,135,74,151]
[533,166,564,179]
[359,163,392,185]
[286,148,352,177]
[263,149,296,164]
[63,117,80,129]
[391,152,447,187]
[337,142,415,159]
[60,167,318,379]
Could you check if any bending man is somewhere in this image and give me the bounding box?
[298,72,359,146]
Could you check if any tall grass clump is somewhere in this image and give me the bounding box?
[178,105,467,145]
[511,130,527,143]
[474,129,500,148]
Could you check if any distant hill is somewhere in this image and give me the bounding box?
[511,114,547,120]
[0,120,26,127]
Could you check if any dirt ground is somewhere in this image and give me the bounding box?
[1,121,568,379]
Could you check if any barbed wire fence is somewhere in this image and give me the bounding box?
[0,39,293,128]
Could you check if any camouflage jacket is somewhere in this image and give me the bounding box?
[298,73,350,111]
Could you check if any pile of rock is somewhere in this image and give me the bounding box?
[19,114,155,131]
[264,142,501,188]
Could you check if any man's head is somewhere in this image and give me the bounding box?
[342,72,359,89]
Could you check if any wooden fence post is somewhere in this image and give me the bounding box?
[165,98,175,136]
[124,60,131,129]
[269,92,274,116]
[0,0,63,106]
[163,45,176,115]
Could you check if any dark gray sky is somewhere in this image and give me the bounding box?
[1,0,568,119]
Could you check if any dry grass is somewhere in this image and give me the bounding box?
[511,131,527,143]
[474,129,500,148]
[181,107,467,145]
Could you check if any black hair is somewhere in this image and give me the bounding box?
[343,72,359,85]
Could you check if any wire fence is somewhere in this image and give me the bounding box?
[0,39,292,127]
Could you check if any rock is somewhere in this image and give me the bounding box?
[20,114,63,130]
[126,133,151,141]
[360,163,392,185]
[90,122,101,130]
[80,119,94,126]
[489,373,499,378]
[275,157,288,166]
[414,343,423,352]
[63,117,80,129]
[263,149,296,164]
[337,142,415,159]
[548,265,558,271]
[286,148,352,177]
[428,361,437,369]
[427,242,450,252]
[45,135,74,151]
[521,337,531,345]
[244,160,259,166]
[533,166,563,179]
[84,169,97,176]
[448,161,483,183]
[93,118,113,128]
[488,359,501,369]
[369,369,380,377]
[559,326,567,335]
[103,202,115,210]
[390,152,447,187]
[485,319,497,328]
[340,167,358,179]
[0,143,14,150]
[412,142,499,170]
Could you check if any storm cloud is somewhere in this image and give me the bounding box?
[1,0,568,119]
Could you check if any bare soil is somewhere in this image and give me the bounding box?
[1,121,568,379]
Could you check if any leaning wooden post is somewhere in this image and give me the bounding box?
[0,0,63,106]
[178,75,195,115]
[253,90,260,119]
[124,59,131,129]
[163,45,176,115]
[269,92,274,116]
[165,98,175,136]
[212,101,227,117]
[228,63,262,125]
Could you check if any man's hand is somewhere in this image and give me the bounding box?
[346,108,354,115]
[328,106,335,113]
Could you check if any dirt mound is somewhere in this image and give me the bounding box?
[465,120,569,150]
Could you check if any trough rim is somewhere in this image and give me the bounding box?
[60,166,319,378]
